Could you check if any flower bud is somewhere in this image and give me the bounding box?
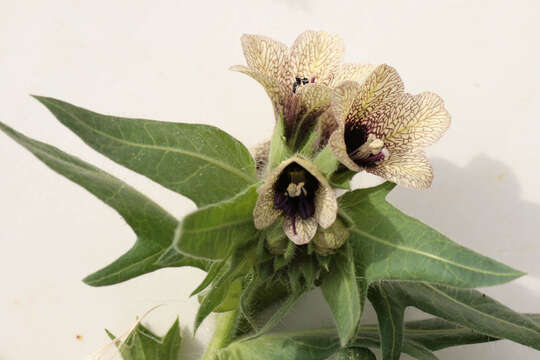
[312,218,349,255]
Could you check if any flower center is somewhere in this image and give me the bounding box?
[273,163,318,235]
[292,76,316,93]
[344,122,389,166]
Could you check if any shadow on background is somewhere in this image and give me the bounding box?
[389,155,540,360]
[388,155,540,272]
[179,326,204,360]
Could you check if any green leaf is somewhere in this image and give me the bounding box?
[313,145,339,177]
[330,169,355,190]
[221,313,540,360]
[338,182,524,287]
[154,239,211,271]
[236,274,292,336]
[321,243,362,346]
[241,268,306,339]
[219,329,340,360]
[404,314,540,351]
[367,282,407,360]
[34,96,257,207]
[194,246,257,331]
[0,121,201,286]
[191,260,228,296]
[219,327,435,360]
[298,129,321,157]
[257,289,303,336]
[268,116,292,170]
[173,184,259,260]
[214,278,243,312]
[370,281,540,353]
[336,348,377,360]
[106,318,181,360]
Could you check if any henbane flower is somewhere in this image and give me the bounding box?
[328,64,451,189]
[253,156,337,245]
[231,31,375,148]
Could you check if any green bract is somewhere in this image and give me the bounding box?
[0,29,538,360]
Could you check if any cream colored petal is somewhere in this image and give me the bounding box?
[240,34,293,86]
[379,92,451,152]
[290,30,345,84]
[230,65,290,116]
[347,64,404,127]
[326,83,364,171]
[286,84,333,141]
[328,126,361,172]
[253,157,297,229]
[296,83,333,115]
[329,63,376,87]
[253,181,281,229]
[313,178,338,228]
[283,216,318,245]
[367,151,433,190]
[331,81,363,125]
[317,110,338,146]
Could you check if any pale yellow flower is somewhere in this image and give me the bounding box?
[328,64,451,189]
[253,156,337,245]
[231,31,374,147]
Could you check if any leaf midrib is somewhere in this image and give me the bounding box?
[422,282,540,337]
[183,218,254,234]
[346,224,520,278]
[40,97,256,184]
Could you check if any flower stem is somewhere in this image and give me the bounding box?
[201,309,239,360]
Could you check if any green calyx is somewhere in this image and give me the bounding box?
[312,218,350,256]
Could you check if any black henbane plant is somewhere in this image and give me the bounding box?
[1,30,539,360]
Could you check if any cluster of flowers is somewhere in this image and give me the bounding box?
[232,31,450,249]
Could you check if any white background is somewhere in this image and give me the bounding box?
[1,1,539,359]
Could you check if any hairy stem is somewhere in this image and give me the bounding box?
[201,309,239,360]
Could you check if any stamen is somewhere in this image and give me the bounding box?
[273,162,319,235]
[286,182,305,197]
[349,134,386,161]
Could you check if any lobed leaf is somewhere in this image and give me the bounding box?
[221,314,540,360]
[34,96,257,207]
[404,314,540,351]
[0,121,202,286]
[219,327,434,360]
[106,318,181,360]
[370,281,540,355]
[367,282,406,360]
[338,182,524,288]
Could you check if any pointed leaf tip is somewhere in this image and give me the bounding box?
[32,95,258,207]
